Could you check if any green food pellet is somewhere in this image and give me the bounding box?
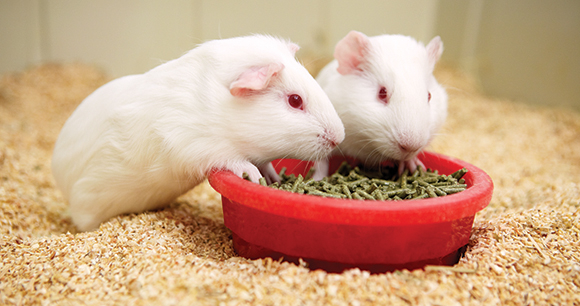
[341,184,352,199]
[259,177,267,186]
[372,189,385,201]
[305,168,316,180]
[291,175,304,192]
[242,172,251,181]
[356,190,375,200]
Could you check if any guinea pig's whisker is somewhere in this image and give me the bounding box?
[364,147,388,166]
[348,128,375,137]
[351,141,375,160]
[334,145,346,158]
[301,55,329,68]
[440,83,464,94]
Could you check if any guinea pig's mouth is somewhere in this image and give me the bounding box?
[396,148,423,162]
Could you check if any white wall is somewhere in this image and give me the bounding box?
[0,0,43,73]
[1,0,579,110]
[476,0,580,111]
[0,0,439,77]
[436,0,580,111]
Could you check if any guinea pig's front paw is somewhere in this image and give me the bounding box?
[230,162,263,183]
[258,163,280,185]
[311,159,330,181]
[398,157,426,174]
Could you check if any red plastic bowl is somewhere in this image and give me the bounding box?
[208,151,493,273]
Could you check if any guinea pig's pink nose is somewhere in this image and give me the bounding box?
[397,140,423,154]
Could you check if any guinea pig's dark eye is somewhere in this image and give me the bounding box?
[428,92,432,102]
[288,94,304,110]
[378,86,388,103]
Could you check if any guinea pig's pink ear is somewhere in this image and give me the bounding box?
[426,36,444,69]
[288,42,300,56]
[230,63,285,97]
[334,30,370,75]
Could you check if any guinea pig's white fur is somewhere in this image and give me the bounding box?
[52,34,344,231]
[313,31,447,178]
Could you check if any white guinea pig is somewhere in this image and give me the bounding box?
[52,34,344,231]
[313,31,447,179]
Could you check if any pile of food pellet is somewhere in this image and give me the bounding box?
[1,63,579,305]
[263,163,468,200]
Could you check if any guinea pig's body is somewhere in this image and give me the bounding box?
[52,35,344,231]
[313,31,447,178]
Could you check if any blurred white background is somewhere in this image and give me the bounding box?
[1,0,579,110]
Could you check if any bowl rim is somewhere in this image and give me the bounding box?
[208,151,493,226]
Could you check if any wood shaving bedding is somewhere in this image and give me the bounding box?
[1,63,579,305]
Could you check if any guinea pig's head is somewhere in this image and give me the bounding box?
[328,31,448,166]
[219,35,345,166]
